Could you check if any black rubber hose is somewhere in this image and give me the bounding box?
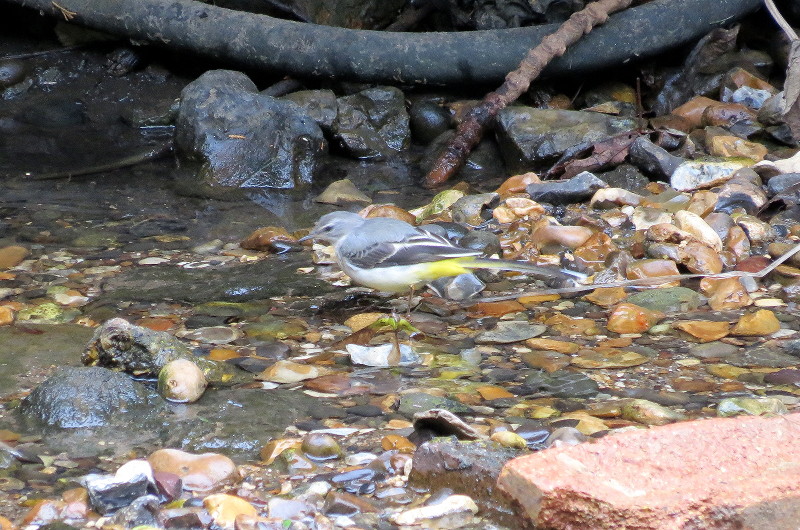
[9,0,761,84]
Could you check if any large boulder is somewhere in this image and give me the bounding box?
[176,69,325,188]
[19,366,165,429]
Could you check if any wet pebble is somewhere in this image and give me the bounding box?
[475,321,546,344]
[147,448,239,492]
[0,60,26,88]
[526,172,608,205]
[620,398,686,425]
[158,359,207,403]
[301,433,343,461]
[390,494,479,528]
[717,397,787,417]
[203,493,257,529]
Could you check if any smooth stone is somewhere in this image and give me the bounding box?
[628,136,683,179]
[521,370,600,398]
[475,321,546,344]
[725,346,799,368]
[148,449,239,492]
[397,392,472,417]
[688,342,740,359]
[717,397,787,417]
[625,287,702,313]
[621,399,686,425]
[526,172,608,205]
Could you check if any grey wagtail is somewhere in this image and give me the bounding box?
[301,211,584,294]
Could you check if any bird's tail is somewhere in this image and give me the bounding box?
[458,257,587,280]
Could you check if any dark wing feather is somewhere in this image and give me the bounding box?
[348,232,481,269]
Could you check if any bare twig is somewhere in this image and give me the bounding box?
[51,1,77,20]
[763,0,798,41]
[424,0,633,188]
[475,240,800,302]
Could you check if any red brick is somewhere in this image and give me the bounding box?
[498,413,800,529]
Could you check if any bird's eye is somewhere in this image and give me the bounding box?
[322,225,332,232]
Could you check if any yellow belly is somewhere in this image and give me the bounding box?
[340,258,471,292]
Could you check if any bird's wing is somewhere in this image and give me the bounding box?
[344,231,481,269]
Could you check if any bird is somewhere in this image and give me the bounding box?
[300,211,584,296]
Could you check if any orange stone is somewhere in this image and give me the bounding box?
[0,245,30,270]
[0,306,13,326]
[672,96,718,128]
[700,277,753,311]
[477,385,516,400]
[496,172,541,196]
[467,300,526,318]
[361,204,417,224]
[545,314,601,336]
[240,226,295,251]
[673,320,731,342]
[148,448,240,492]
[584,287,627,308]
[607,303,664,334]
[525,338,580,354]
[731,310,781,336]
[381,434,416,453]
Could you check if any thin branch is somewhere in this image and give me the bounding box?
[424,0,633,188]
[763,0,798,41]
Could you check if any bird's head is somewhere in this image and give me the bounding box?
[300,211,366,244]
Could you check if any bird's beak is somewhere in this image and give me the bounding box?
[298,233,314,243]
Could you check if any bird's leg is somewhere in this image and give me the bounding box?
[405,286,416,318]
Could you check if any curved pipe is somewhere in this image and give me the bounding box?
[14,0,760,84]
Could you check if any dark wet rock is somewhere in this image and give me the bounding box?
[108,494,160,526]
[409,439,524,527]
[785,339,800,358]
[512,422,551,450]
[625,286,702,313]
[346,404,383,417]
[83,318,243,385]
[459,230,502,256]
[598,164,651,193]
[19,366,166,429]
[100,253,334,304]
[409,99,451,144]
[651,27,739,115]
[715,177,768,215]
[309,404,348,420]
[0,60,26,89]
[767,173,800,197]
[726,345,800,368]
[397,392,472,418]
[328,467,378,495]
[81,471,153,515]
[332,87,410,159]
[281,89,338,132]
[171,388,318,458]
[526,172,608,205]
[628,137,683,180]
[176,70,325,188]
[451,192,498,224]
[522,370,600,398]
[496,107,636,170]
[764,369,800,385]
